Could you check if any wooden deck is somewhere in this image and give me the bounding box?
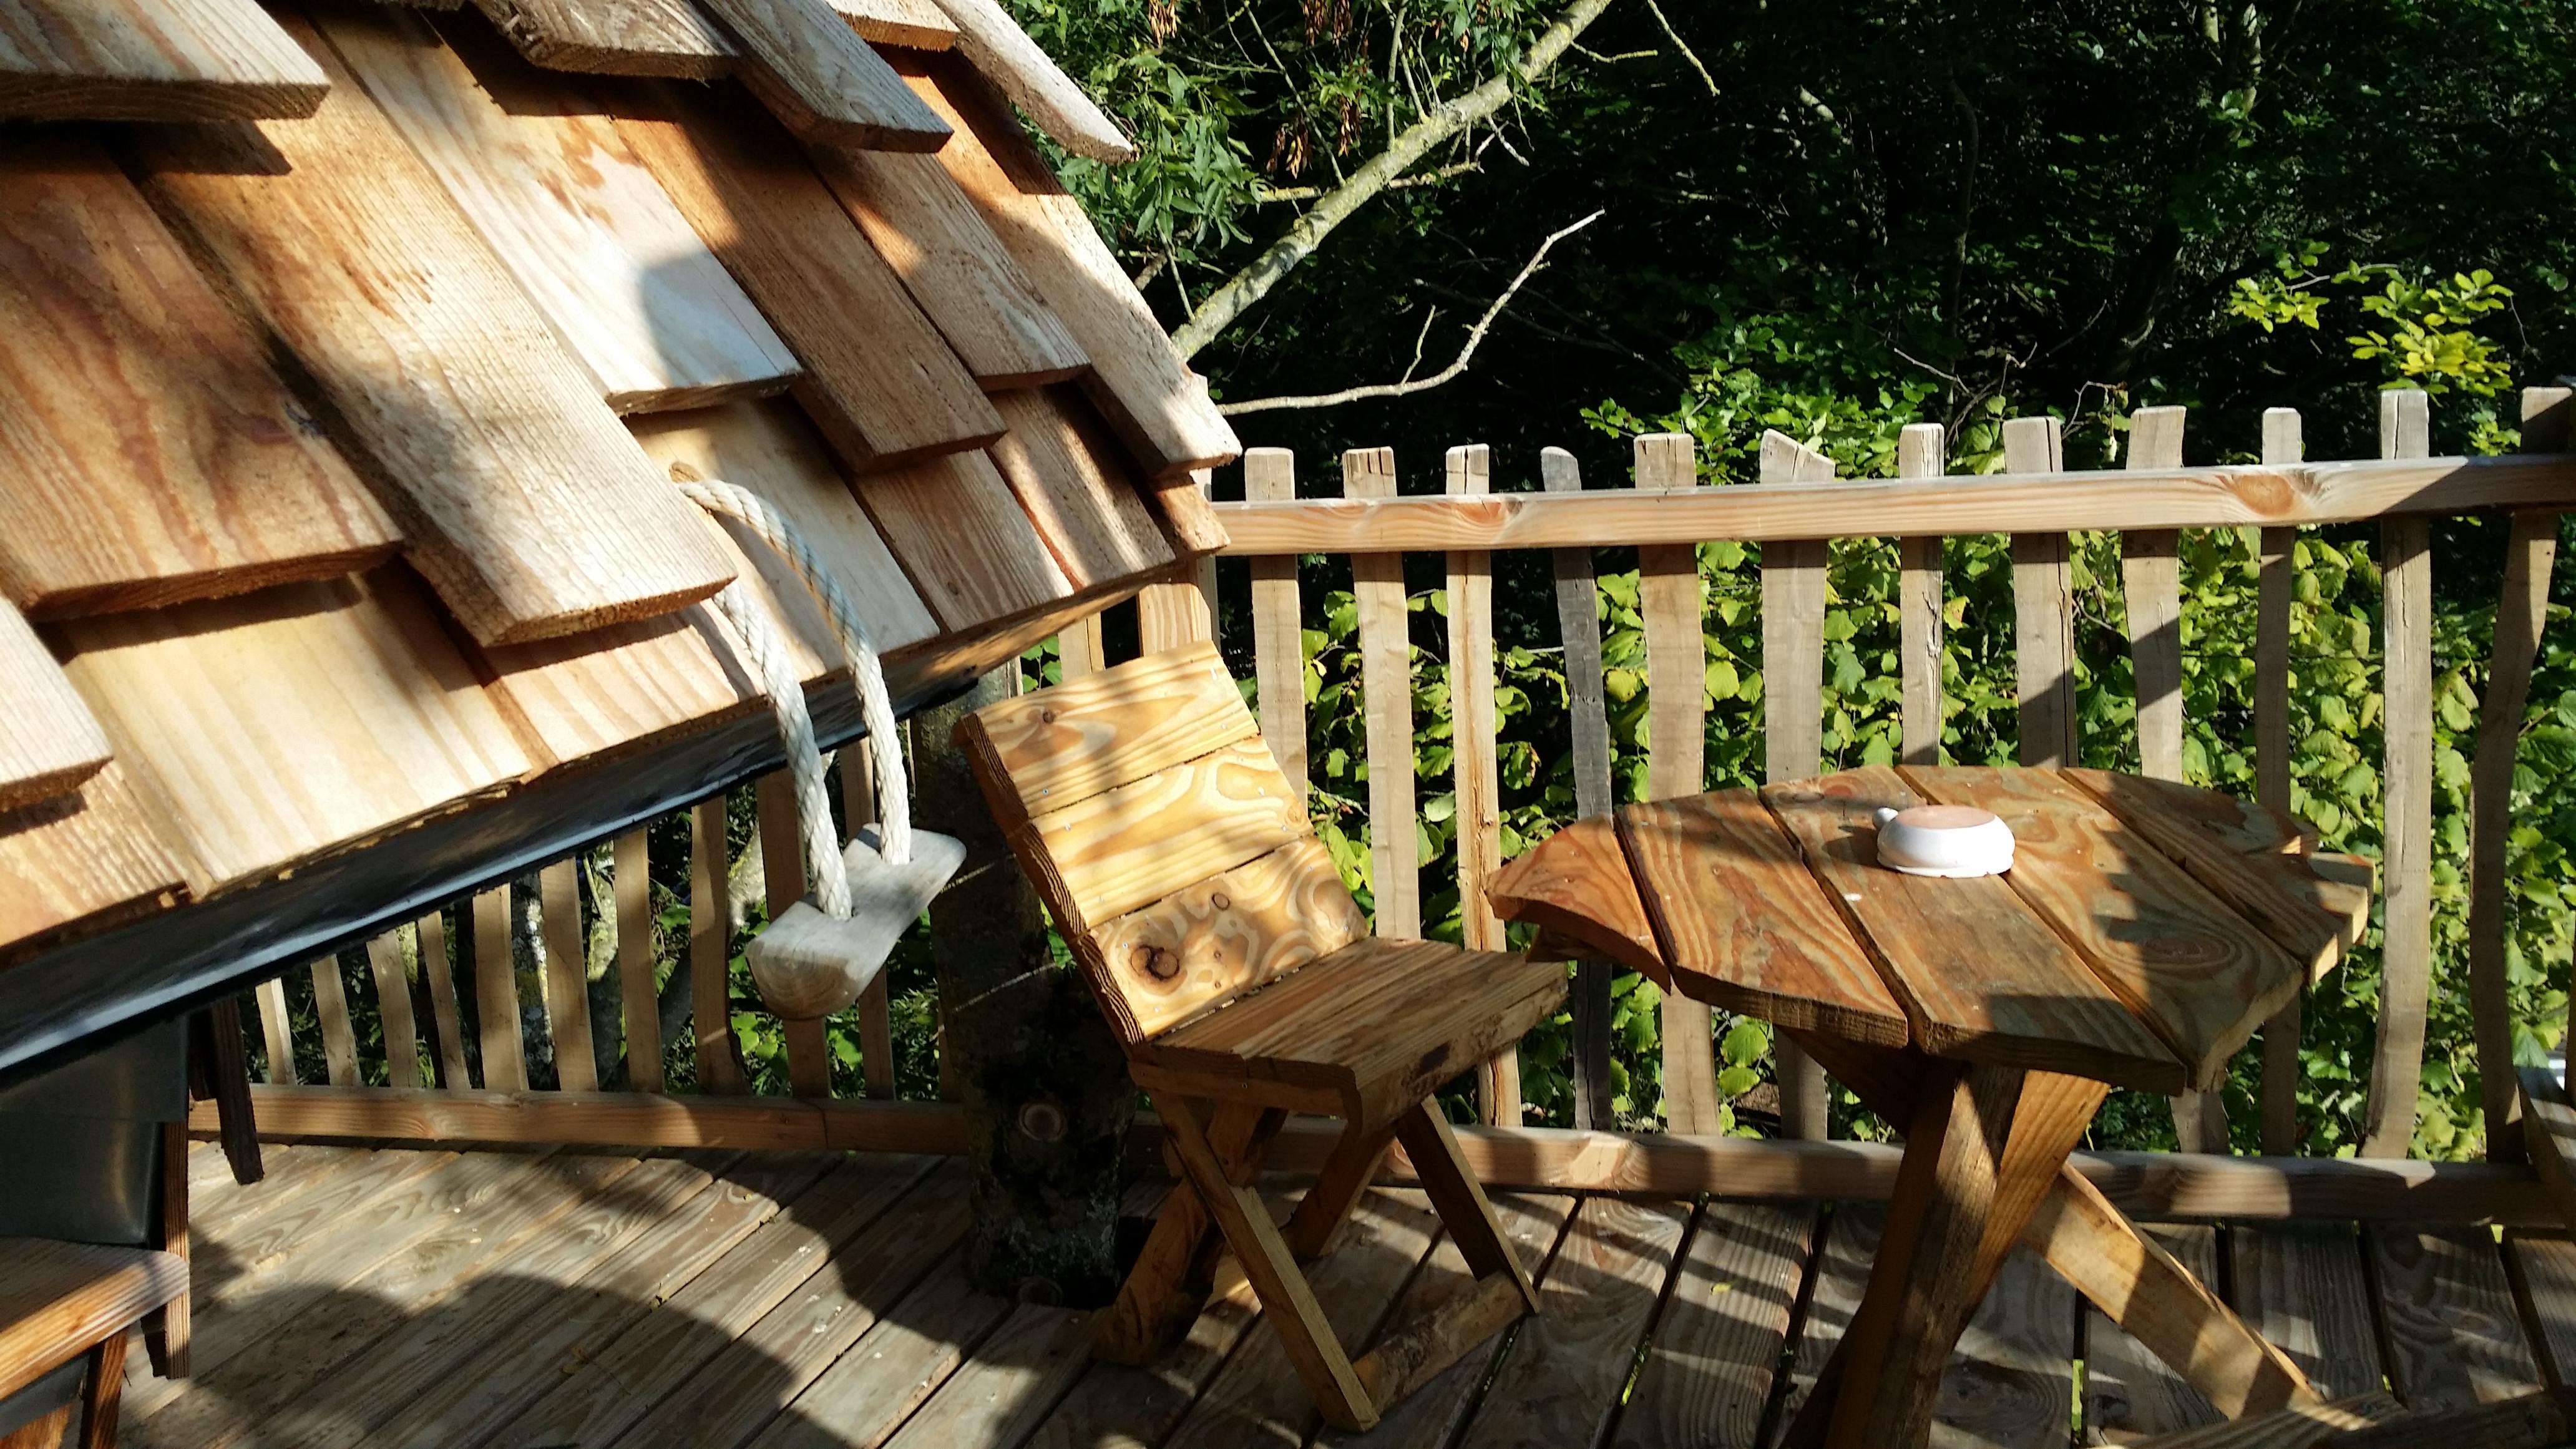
[126,1140,2576,1448]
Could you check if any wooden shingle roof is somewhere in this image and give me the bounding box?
[0,0,1234,1060]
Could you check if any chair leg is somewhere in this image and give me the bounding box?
[0,1407,71,1449]
[1284,1118,1400,1262]
[1096,1103,1281,1365]
[1153,1091,1380,1432]
[1394,1101,1540,1313]
[79,1333,126,1449]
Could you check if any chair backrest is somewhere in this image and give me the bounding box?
[954,641,1368,1046]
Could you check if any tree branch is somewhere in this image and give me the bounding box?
[1171,0,1617,359]
[1642,0,1715,95]
[1215,210,1603,415]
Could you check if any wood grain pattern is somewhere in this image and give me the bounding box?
[748,1264,1013,1449]
[328,9,799,414]
[612,830,661,1092]
[1760,768,2185,1093]
[2123,406,2190,783]
[1443,1196,1689,1449]
[1936,1246,2079,1449]
[1144,938,1565,1128]
[2005,415,2079,768]
[691,0,951,150]
[1486,813,1667,979]
[2067,768,2371,982]
[2505,1232,2576,1388]
[2229,1226,2385,1400]
[1088,837,1368,1039]
[897,51,1237,477]
[417,910,469,1088]
[810,142,1085,387]
[127,27,739,647]
[1447,445,1518,1123]
[1022,737,1308,930]
[1755,429,1840,1141]
[474,605,761,770]
[1616,790,1908,1045]
[927,0,1134,160]
[1542,444,1621,1132]
[959,638,1250,825]
[470,886,527,1091]
[851,447,1075,632]
[1636,431,1723,1136]
[2369,1225,2545,1410]
[1246,449,1308,804]
[1614,1203,1815,1449]
[538,857,597,1091]
[0,598,109,811]
[823,0,958,49]
[467,0,734,77]
[0,136,398,619]
[689,795,747,1094]
[254,973,297,1085]
[51,568,530,895]
[1896,422,1945,766]
[311,954,358,1087]
[986,388,1174,588]
[0,1239,185,1402]
[2368,388,2435,1160]
[364,932,421,1088]
[630,398,940,666]
[2522,1068,2576,1234]
[617,84,1001,471]
[0,0,326,121]
[1902,765,2304,1088]
[1345,447,1421,939]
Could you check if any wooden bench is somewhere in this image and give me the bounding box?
[955,640,1568,1432]
[0,1238,187,1449]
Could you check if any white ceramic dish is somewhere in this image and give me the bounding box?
[1872,804,2014,878]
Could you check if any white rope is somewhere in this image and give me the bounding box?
[678,476,915,924]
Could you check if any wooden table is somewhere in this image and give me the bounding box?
[1487,764,2376,1448]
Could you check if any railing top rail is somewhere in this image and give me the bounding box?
[1210,452,2576,555]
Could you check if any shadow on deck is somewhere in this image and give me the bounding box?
[130,1140,2576,1448]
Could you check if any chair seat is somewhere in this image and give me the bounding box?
[0,1237,185,1402]
[1134,938,1567,1131]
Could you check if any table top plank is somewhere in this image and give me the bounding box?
[1900,765,2305,1090]
[1486,814,1668,983]
[1614,791,1908,1048]
[1759,767,2185,1094]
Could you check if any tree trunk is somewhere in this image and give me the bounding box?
[915,667,1133,1307]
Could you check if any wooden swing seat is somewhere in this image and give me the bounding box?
[955,640,1564,1433]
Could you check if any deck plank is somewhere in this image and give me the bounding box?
[2084,1224,2224,1442]
[492,1154,949,1447]
[237,1153,740,1449]
[367,1153,847,1449]
[2505,1232,2576,1388]
[2368,1225,2546,1410]
[1613,1203,1818,1449]
[879,1299,1097,1449]
[189,1141,392,1241]
[2228,1226,2386,1401]
[748,1262,1015,1449]
[1450,1196,1692,1449]
[1162,1188,1447,1448]
[133,1153,643,1448]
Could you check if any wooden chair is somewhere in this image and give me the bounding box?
[0,1238,187,1448]
[955,640,1566,1432]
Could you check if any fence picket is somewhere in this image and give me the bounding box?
[1898,422,1945,766]
[1345,447,1422,939]
[1758,429,1836,1141]
[2257,407,2303,1154]
[758,770,833,1097]
[839,749,897,1099]
[364,932,421,1089]
[311,955,358,1088]
[539,859,598,1091]
[1636,432,1723,1135]
[1247,447,1306,802]
[1446,445,1516,1124]
[2006,416,2079,768]
[417,910,469,1089]
[613,830,663,1093]
[1544,446,1619,1131]
[690,796,747,1094]
[472,886,528,1091]
[253,975,296,1085]
[2364,389,2434,1159]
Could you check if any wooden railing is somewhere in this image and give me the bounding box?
[1212,387,2575,1164]
[220,385,2576,1199]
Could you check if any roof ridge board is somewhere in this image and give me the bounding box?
[0,131,405,620]
[464,0,735,78]
[921,0,1129,162]
[822,0,955,52]
[120,6,742,647]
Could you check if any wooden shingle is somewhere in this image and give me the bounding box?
[125,13,740,646]
[0,764,189,964]
[0,598,110,812]
[0,135,401,618]
[852,449,1071,633]
[985,387,1173,590]
[466,0,733,78]
[0,0,328,121]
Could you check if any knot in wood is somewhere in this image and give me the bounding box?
[1017,1098,1068,1143]
[1131,943,1182,981]
[1208,892,1231,910]
[1041,708,1058,723]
